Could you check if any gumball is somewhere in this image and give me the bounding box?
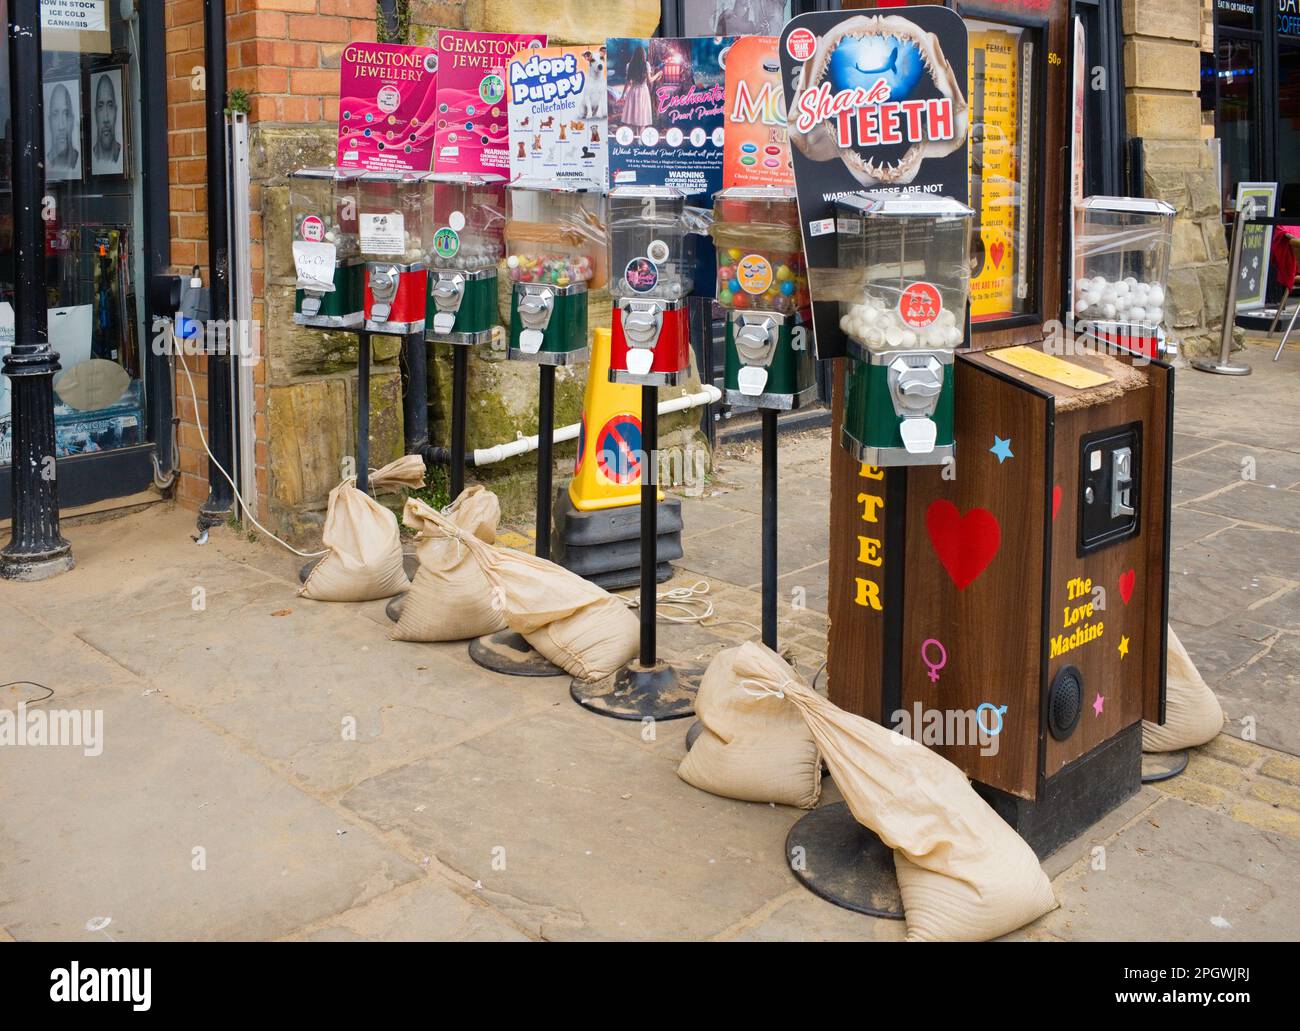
[728,248,742,261]
[780,280,795,296]
[718,265,734,281]
[732,291,748,309]
[718,288,734,306]
[776,264,792,281]
[728,278,741,294]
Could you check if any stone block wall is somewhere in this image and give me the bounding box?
[1122,0,1229,358]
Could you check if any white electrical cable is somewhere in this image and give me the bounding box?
[624,579,763,636]
[176,347,328,558]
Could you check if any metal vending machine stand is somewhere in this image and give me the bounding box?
[711,186,815,411]
[1072,197,1177,360]
[425,173,507,497]
[835,196,973,467]
[360,171,429,335]
[290,168,364,329]
[469,182,607,679]
[571,185,699,722]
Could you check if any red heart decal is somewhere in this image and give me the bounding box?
[1119,568,1135,605]
[1052,485,1062,520]
[990,240,1005,268]
[926,500,1002,590]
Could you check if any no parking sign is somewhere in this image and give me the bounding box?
[595,415,643,485]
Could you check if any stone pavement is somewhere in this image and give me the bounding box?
[0,338,1297,941]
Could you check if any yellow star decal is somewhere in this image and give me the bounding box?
[1117,635,1130,659]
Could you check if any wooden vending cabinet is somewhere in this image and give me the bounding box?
[827,347,1172,855]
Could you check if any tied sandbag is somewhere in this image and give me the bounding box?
[738,643,1056,941]
[1142,626,1225,753]
[677,644,822,809]
[393,489,508,642]
[411,507,639,681]
[299,455,426,603]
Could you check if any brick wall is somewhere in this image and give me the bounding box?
[166,0,379,517]
[1122,0,1229,359]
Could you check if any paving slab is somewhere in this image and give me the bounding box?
[1028,797,1300,941]
[0,686,421,941]
[285,879,531,942]
[74,580,552,797]
[1212,631,1300,756]
[1185,481,1299,531]
[1175,443,1300,490]
[340,705,806,941]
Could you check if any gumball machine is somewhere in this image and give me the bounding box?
[836,195,973,465]
[503,181,606,365]
[290,168,363,328]
[425,172,507,346]
[711,186,814,409]
[608,186,693,386]
[1072,197,1176,359]
[359,171,428,335]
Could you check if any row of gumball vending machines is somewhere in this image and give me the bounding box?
[290,168,1177,469]
[288,170,822,413]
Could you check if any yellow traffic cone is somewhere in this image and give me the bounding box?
[569,326,664,510]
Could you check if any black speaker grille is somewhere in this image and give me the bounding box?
[1048,665,1083,741]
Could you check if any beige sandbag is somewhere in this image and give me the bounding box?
[298,455,426,603]
[392,489,508,642]
[1142,626,1225,752]
[750,644,1055,941]
[410,506,638,680]
[677,644,822,809]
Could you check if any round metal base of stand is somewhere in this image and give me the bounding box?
[385,593,406,623]
[685,718,704,750]
[571,661,703,721]
[1141,750,1190,783]
[1190,359,1252,376]
[785,801,904,920]
[469,630,566,677]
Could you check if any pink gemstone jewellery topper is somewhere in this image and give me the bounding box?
[921,637,947,683]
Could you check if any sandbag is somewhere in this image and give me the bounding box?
[392,488,508,642]
[411,506,638,681]
[1142,626,1225,752]
[298,455,426,603]
[677,644,822,809]
[744,644,1056,941]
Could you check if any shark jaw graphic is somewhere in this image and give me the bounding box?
[789,14,969,187]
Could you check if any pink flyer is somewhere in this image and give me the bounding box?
[337,42,440,172]
[434,30,547,174]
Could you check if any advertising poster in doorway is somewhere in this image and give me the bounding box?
[434,30,546,176]
[1234,181,1278,312]
[336,42,440,172]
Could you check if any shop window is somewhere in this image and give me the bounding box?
[0,5,148,467]
[966,17,1042,324]
[1213,35,1265,203]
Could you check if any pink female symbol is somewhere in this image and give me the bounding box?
[922,638,948,683]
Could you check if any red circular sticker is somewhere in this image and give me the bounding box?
[301,215,325,243]
[786,27,816,63]
[898,282,943,329]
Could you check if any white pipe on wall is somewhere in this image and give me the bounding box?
[470,384,721,467]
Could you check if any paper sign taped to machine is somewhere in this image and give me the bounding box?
[989,346,1112,389]
[293,242,338,292]
[359,213,405,255]
[41,0,106,32]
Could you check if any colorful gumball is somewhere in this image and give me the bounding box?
[718,288,733,306]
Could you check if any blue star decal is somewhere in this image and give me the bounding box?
[990,436,1014,464]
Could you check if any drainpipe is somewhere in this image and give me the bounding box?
[0,0,74,581]
[197,0,236,531]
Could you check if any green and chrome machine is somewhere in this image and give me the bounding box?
[503,181,606,366]
[289,168,364,329]
[835,195,973,466]
[711,186,816,410]
[425,173,507,347]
